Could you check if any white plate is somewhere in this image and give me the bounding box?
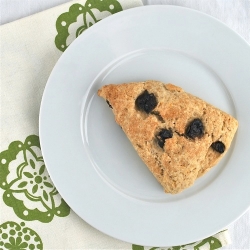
[39,6,250,247]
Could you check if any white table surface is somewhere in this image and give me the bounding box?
[1,0,249,249]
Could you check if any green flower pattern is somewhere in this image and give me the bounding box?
[55,0,123,51]
[0,221,43,250]
[0,135,70,223]
[132,235,222,250]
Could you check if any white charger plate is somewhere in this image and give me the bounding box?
[39,6,250,247]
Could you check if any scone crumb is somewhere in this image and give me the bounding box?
[165,83,183,92]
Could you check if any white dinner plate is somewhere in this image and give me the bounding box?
[39,6,250,247]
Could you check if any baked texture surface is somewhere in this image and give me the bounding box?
[98,80,238,194]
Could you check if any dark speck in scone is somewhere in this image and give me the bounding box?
[135,90,157,113]
[106,100,113,109]
[185,118,204,139]
[156,129,173,148]
[211,141,225,153]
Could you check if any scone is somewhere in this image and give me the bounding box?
[98,80,238,194]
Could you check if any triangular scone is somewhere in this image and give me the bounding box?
[98,80,238,194]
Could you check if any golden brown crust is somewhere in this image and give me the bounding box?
[98,80,238,194]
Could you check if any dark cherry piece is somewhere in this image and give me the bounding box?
[211,141,225,153]
[157,139,165,148]
[185,118,204,139]
[135,90,157,113]
[156,129,173,148]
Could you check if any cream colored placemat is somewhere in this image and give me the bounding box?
[0,0,231,249]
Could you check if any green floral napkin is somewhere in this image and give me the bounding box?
[0,0,231,249]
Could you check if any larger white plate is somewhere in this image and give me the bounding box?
[39,6,250,247]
